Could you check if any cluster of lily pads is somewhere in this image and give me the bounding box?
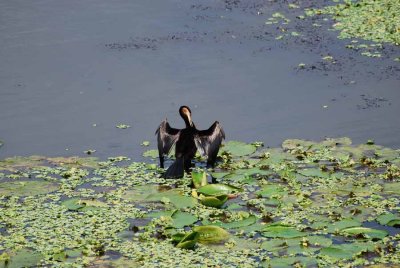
[305,0,400,46]
[0,137,400,267]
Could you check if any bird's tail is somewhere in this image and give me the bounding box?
[165,157,184,179]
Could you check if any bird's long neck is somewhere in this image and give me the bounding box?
[180,106,194,128]
[183,113,193,128]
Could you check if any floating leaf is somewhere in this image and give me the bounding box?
[209,215,257,229]
[0,181,59,196]
[222,141,257,157]
[298,168,330,178]
[376,213,400,227]
[263,256,317,268]
[319,242,375,260]
[210,172,230,179]
[197,184,241,196]
[123,184,161,202]
[141,141,150,146]
[262,224,306,238]
[146,189,198,209]
[193,226,230,243]
[341,227,388,240]
[192,170,208,189]
[171,211,198,228]
[327,218,361,233]
[176,231,199,249]
[116,124,130,129]
[142,149,159,158]
[4,249,43,268]
[319,246,354,260]
[257,185,286,198]
[200,195,228,208]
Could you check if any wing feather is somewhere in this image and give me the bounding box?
[155,119,180,167]
[194,121,225,167]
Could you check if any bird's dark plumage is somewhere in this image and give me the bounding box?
[156,106,225,178]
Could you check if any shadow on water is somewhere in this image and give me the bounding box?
[0,0,399,160]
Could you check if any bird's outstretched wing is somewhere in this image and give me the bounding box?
[194,121,225,167]
[155,119,180,168]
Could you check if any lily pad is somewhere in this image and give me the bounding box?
[61,198,108,211]
[209,215,257,229]
[146,189,198,209]
[171,211,198,228]
[298,168,330,178]
[263,256,318,268]
[2,249,43,268]
[0,180,59,196]
[376,213,400,227]
[200,195,228,208]
[197,184,241,196]
[142,149,159,158]
[262,224,306,238]
[192,170,207,189]
[0,156,45,171]
[257,185,286,198]
[327,218,361,233]
[122,184,160,202]
[176,231,199,249]
[341,227,388,240]
[319,242,375,260]
[222,141,257,157]
[193,225,230,243]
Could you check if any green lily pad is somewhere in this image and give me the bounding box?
[282,139,317,151]
[146,189,198,209]
[192,170,207,189]
[0,156,46,171]
[47,156,99,168]
[0,180,59,196]
[319,246,355,260]
[208,215,257,229]
[376,213,400,227]
[263,256,318,268]
[211,172,230,179]
[383,182,400,194]
[193,225,230,243]
[319,242,375,260]
[142,149,159,158]
[327,218,361,233]
[123,184,161,202]
[2,249,43,268]
[298,168,330,178]
[200,195,228,208]
[61,198,108,211]
[222,141,257,157]
[171,211,198,228]
[197,184,241,196]
[341,227,388,240]
[176,231,199,249]
[262,224,306,238]
[257,185,286,198]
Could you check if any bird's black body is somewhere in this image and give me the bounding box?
[156,106,225,178]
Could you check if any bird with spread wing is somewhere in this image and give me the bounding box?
[155,106,225,178]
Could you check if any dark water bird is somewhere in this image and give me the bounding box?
[156,106,225,178]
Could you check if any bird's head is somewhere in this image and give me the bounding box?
[179,106,193,127]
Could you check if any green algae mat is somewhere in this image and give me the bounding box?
[1,138,400,267]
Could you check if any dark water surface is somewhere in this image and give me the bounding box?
[1,0,399,160]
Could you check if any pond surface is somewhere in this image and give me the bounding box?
[0,0,399,160]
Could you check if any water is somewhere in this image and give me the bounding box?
[1,0,399,161]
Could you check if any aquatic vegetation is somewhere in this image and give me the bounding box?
[305,0,400,46]
[0,137,400,266]
[116,124,131,129]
